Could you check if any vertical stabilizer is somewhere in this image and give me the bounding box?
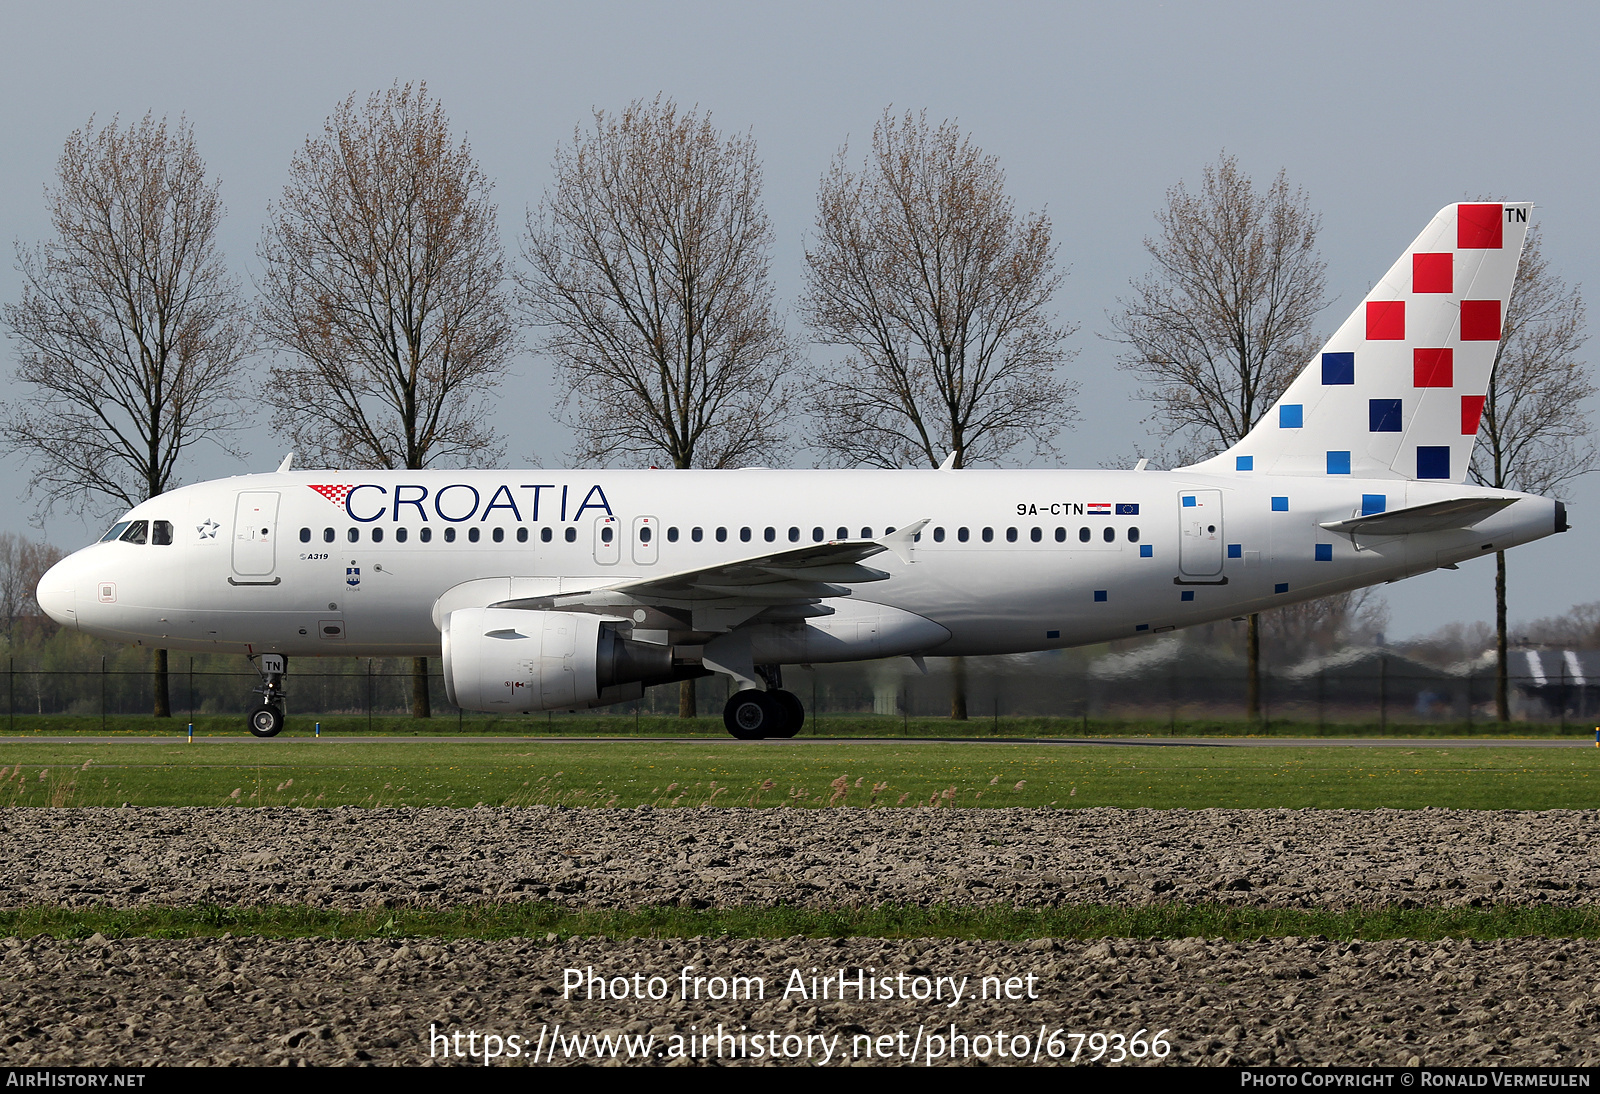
[1188,202,1531,482]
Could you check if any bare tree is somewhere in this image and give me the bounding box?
[520,97,796,718]
[802,109,1076,474]
[259,83,517,717]
[1109,153,1328,720]
[1466,225,1592,721]
[3,113,251,717]
[802,110,1076,718]
[0,534,65,640]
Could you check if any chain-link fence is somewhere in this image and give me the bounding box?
[3,653,1594,730]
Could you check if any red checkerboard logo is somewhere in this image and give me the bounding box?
[1458,204,1503,249]
[1413,253,1452,293]
[309,484,352,507]
[1414,348,1454,388]
[1460,300,1502,341]
[1367,301,1405,340]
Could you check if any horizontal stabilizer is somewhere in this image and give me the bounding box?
[1319,496,1516,536]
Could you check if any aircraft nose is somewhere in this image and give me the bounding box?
[36,556,78,628]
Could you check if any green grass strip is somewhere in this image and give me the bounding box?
[5,902,1599,943]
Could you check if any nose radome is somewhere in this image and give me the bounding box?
[36,557,78,628]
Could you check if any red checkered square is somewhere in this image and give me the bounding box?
[309,484,351,506]
[1460,299,1502,341]
[1414,348,1454,388]
[1458,204,1503,249]
[1461,394,1486,435]
[1367,300,1405,340]
[1413,253,1452,293]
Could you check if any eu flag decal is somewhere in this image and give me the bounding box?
[1115,503,1139,516]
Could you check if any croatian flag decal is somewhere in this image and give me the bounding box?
[1087,503,1112,515]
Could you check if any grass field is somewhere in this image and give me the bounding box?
[3,712,1594,738]
[2,739,1595,809]
[5,901,1600,943]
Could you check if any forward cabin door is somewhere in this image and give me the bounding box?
[1177,490,1224,578]
[231,492,280,578]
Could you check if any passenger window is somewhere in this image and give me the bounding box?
[421,527,433,543]
[691,527,703,542]
[812,527,824,542]
[493,527,505,543]
[640,526,652,543]
[1103,527,1114,543]
[860,528,872,539]
[346,528,358,543]
[323,528,335,543]
[100,521,132,543]
[764,527,775,542]
[836,527,848,540]
[1030,527,1041,543]
[564,527,577,543]
[600,526,613,544]
[716,527,727,542]
[517,528,528,543]
[788,527,799,542]
[740,527,752,542]
[981,527,993,543]
[396,527,409,543]
[933,527,945,542]
[299,527,311,543]
[1055,527,1066,542]
[667,527,679,542]
[541,528,552,542]
[1006,528,1018,543]
[468,527,481,543]
[119,521,148,544]
[1128,527,1140,543]
[1078,527,1090,543]
[958,527,969,542]
[371,527,384,543]
[444,527,457,543]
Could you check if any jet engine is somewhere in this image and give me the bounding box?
[442,607,680,713]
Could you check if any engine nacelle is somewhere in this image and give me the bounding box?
[442,607,676,713]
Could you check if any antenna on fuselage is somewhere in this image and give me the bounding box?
[276,452,296,473]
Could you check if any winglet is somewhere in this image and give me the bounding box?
[276,452,296,473]
[877,518,931,564]
[937,451,958,472]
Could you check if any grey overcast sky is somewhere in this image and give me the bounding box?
[2,0,1596,640]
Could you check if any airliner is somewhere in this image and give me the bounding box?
[35,202,1561,738]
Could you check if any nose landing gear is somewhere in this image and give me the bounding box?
[247,653,287,738]
[722,664,805,740]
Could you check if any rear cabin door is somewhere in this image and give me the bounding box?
[232,492,280,577]
[1177,490,1224,578]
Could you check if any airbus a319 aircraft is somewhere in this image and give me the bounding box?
[36,202,1562,739]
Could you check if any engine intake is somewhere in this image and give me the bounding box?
[442,607,677,713]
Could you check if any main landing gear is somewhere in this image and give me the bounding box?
[247,653,287,738]
[722,665,804,740]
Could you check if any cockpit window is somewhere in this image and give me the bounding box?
[152,520,173,546]
[118,521,149,545]
[100,521,131,543]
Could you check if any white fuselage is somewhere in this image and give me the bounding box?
[37,467,1558,661]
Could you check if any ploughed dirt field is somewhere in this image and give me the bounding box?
[2,807,1596,1066]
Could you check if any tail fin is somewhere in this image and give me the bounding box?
[1189,202,1531,482]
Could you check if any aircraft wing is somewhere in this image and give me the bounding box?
[1319,497,1517,537]
[486,520,929,633]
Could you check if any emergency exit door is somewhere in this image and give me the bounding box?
[1177,490,1224,578]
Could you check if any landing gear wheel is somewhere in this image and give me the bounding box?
[770,690,804,738]
[724,690,781,739]
[247,703,284,739]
